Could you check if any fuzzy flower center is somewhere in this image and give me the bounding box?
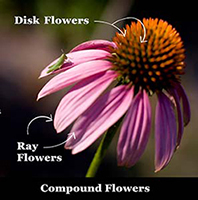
[109,18,185,94]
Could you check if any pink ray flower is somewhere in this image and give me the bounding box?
[37,18,191,172]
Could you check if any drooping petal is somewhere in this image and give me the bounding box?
[39,49,111,78]
[70,40,117,53]
[117,90,151,167]
[54,70,117,133]
[37,60,112,100]
[65,85,133,154]
[175,83,191,126]
[168,88,184,148]
[155,92,177,172]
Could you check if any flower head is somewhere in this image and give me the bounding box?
[38,18,190,172]
[109,18,185,94]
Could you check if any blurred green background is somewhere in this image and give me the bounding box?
[0,0,197,177]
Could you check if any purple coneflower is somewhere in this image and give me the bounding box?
[38,18,190,172]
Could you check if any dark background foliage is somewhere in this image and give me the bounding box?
[0,0,197,177]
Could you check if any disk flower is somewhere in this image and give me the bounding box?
[38,18,190,172]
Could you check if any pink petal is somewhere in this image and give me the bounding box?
[39,49,111,79]
[37,60,112,100]
[168,88,184,148]
[117,90,151,167]
[54,70,117,133]
[65,85,133,154]
[70,40,116,53]
[155,92,177,172]
[175,83,191,126]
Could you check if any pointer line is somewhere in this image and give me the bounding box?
[94,20,124,35]
[112,16,147,43]
[43,132,76,149]
[27,114,53,135]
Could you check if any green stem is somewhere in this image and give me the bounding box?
[85,119,122,178]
